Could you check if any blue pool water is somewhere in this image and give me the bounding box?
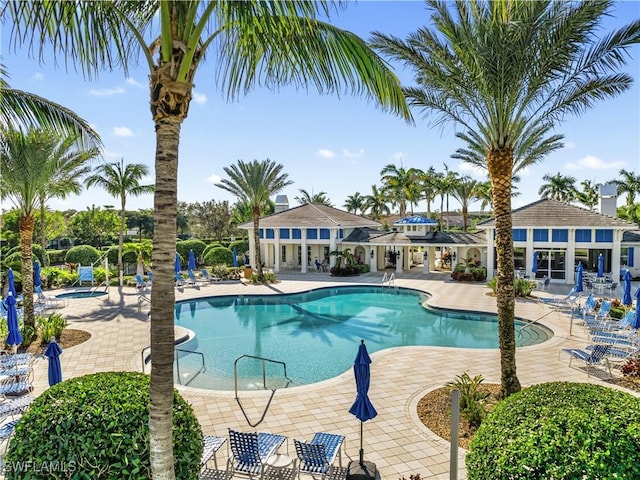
[174,286,551,390]
[56,290,108,299]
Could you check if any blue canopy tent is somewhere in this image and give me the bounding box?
[188,250,196,271]
[622,270,632,307]
[44,338,63,386]
[348,340,378,478]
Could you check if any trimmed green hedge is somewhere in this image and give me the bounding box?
[177,239,207,264]
[466,382,640,479]
[64,245,100,266]
[203,246,233,266]
[6,372,202,480]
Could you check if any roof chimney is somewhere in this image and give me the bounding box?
[598,183,617,217]
[274,195,289,213]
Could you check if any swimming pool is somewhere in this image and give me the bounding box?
[56,290,108,299]
[174,286,551,390]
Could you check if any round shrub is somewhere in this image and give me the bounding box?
[177,239,207,263]
[202,243,223,259]
[64,245,100,266]
[466,382,640,479]
[228,239,249,255]
[203,246,233,266]
[6,372,202,480]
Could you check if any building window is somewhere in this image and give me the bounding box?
[266,228,274,239]
[533,229,548,242]
[259,229,264,239]
[292,228,301,239]
[338,229,344,239]
[575,229,591,242]
[279,228,290,239]
[319,228,330,240]
[595,229,613,242]
[512,229,527,242]
[552,229,568,242]
[307,229,318,240]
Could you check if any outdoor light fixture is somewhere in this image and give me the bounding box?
[452,252,457,261]
[370,250,374,259]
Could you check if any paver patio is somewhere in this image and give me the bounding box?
[28,270,639,479]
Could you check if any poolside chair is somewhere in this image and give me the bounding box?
[226,429,286,480]
[34,285,67,309]
[147,272,153,287]
[587,310,636,335]
[0,395,34,420]
[200,434,226,471]
[200,269,220,283]
[0,419,19,460]
[187,269,199,286]
[134,274,147,290]
[561,343,612,377]
[175,273,186,287]
[294,432,344,480]
[540,286,580,311]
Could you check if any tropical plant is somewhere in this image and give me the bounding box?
[574,179,599,211]
[446,372,490,428]
[380,164,421,217]
[217,159,293,279]
[364,184,391,220]
[371,0,640,396]
[449,176,480,231]
[343,192,367,215]
[538,172,577,202]
[203,246,233,267]
[610,168,640,208]
[5,2,410,476]
[85,159,154,287]
[64,245,100,266]
[294,189,333,206]
[36,312,67,343]
[68,206,119,248]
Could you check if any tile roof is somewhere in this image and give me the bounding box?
[478,198,636,229]
[342,228,485,245]
[394,215,438,225]
[240,203,381,229]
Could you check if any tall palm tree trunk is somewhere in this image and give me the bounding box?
[118,198,126,287]
[19,216,36,329]
[252,207,263,279]
[462,205,468,232]
[149,117,180,480]
[488,149,521,397]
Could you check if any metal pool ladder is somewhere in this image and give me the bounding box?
[234,354,293,427]
[381,272,396,288]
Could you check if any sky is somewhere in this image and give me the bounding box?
[2,0,639,216]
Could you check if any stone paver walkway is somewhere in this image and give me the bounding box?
[29,271,639,479]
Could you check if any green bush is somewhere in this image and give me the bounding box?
[6,372,202,480]
[202,243,223,259]
[446,373,489,428]
[228,239,249,255]
[105,245,138,266]
[5,245,47,267]
[46,249,67,266]
[36,312,67,343]
[64,245,100,266]
[466,382,640,479]
[486,277,497,293]
[486,277,535,297]
[177,239,207,264]
[203,246,233,266]
[41,267,78,288]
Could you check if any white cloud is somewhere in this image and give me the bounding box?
[126,77,144,88]
[564,141,576,149]
[206,174,221,184]
[192,92,207,105]
[317,149,336,158]
[112,126,134,137]
[33,73,44,81]
[89,86,125,96]
[564,155,625,171]
[343,148,365,158]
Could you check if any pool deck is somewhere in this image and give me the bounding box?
[28,270,639,479]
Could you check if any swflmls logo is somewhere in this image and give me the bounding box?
[2,460,77,474]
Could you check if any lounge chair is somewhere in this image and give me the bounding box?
[34,285,67,309]
[200,269,220,283]
[540,286,580,310]
[226,429,286,480]
[175,273,186,287]
[0,395,35,420]
[561,343,612,377]
[147,272,153,287]
[294,432,344,480]
[200,434,226,471]
[187,269,200,286]
[134,274,147,290]
[587,310,636,335]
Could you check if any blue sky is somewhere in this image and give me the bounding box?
[2,1,639,215]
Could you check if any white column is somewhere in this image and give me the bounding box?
[612,230,622,279]
[329,230,338,268]
[486,229,495,279]
[369,246,377,273]
[248,228,256,269]
[567,228,576,285]
[396,248,403,274]
[274,230,281,273]
[301,237,308,273]
[526,228,534,275]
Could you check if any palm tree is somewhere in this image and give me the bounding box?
[380,164,421,217]
[343,192,366,215]
[0,64,100,148]
[85,159,154,287]
[217,159,292,279]
[442,166,459,230]
[450,176,480,231]
[294,189,333,206]
[610,169,640,208]
[371,0,640,397]
[364,184,391,220]
[538,173,577,202]
[6,2,410,476]
[38,134,99,266]
[0,128,77,328]
[575,179,599,211]
[419,166,438,216]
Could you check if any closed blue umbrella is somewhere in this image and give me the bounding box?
[232,247,238,268]
[5,292,22,350]
[33,261,42,288]
[575,262,584,293]
[532,251,538,275]
[174,253,182,274]
[348,340,377,466]
[44,338,63,386]
[188,250,196,271]
[7,268,16,297]
[597,253,604,278]
[634,287,640,329]
[622,270,632,306]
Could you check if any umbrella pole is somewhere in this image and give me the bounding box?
[359,421,364,465]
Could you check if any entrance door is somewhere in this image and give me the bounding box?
[537,249,566,280]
